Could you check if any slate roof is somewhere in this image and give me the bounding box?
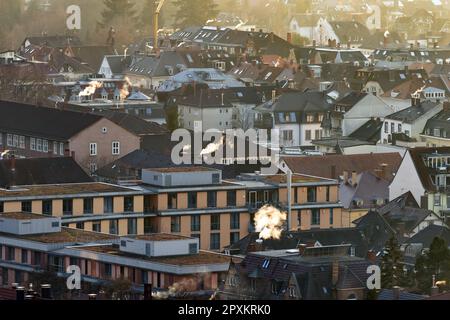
[255,91,334,114]
[95,111,168,136]
[349,118,383,143]
[361,30,406,49]
[0,157,92,188]
[422,108,450,139]
[386,100,441,123]
[328,21,370,44]
[406,224,450,248]
[68,45,115,71]
[377,289,425,300]
[283,153,402,182]
[104,55,132,75]
[126,51,192,77]
[0,101,102,140]
[23,35,82,48]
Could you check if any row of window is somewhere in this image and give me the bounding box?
[384,122,410,136]
[300,208,334,226]
[170,213,241,234]
[89,141,121,156]
[2,134,65,155]
[7,196,135,216]
[0,246,42,266]
[167,191,237,210]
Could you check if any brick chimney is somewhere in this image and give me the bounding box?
[287,32,292,44]
[443,101,450,112]
[332,260,339,286]
[351,171,358,187]
[392,286,401,300]
[298,244,307,256]
[343,171,349,184]
[367,250,377,263]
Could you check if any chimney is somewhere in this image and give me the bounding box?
[443,101,450,112]
[433,42,438,49]
[88,294,97,300]
[392,286,401,300]
[255,239,264,252]
[10,155,16,172]
[343,171,349,184]
[410,43,414,50]
[380,164,388,180]
[332,260,339,286]
[297,244,307,256]
[312,40,316,47]
[16,287,25,301]
[144,283,153,300]
[351,171,358,187]
[411,97,420,107]
[331,165,336,179]
[287,32,292,44]
[40,284,52,299]
[367,250,377,263]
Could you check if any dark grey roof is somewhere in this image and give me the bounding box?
[422,108,450,138]
[256,91,334,114]
[386,101,440,123]
[126,51,190,77]
[105,55,132,74]
[0,101,101,140]
[24,35,82,48]
[95,111,168,136]
[406,224,450,248]
[377,289,425,300]
[0,157,92,188]
[349,118,382,143]
[327,21,370,44]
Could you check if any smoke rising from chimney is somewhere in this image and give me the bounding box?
[254,205,287,240]
[79,81,102,97]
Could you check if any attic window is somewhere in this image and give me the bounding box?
[262,259,271,269]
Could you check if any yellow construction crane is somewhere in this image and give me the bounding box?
[153,0,167,52]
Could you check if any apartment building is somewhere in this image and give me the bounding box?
[0,166,344,252]
[0,213,230,296]
[0,101,141,173]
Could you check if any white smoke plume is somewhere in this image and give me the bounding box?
[254,205,287,240]
[200,136,224,156]
[79,81,102,97]
[119,77,132,100]
[152,278,197,299]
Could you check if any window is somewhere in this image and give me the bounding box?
[92,222,101,232]
[63,199,73,216]
[2,268,8,285]
[36,138,43,152]
[230,213,240,230]
[191,215,200,232]
[171,216,181,233]
[282,130,293,142]
[230,232,240,245]
[391,123,395,134]
[22,201,32,213]
[384,122,388,134]
[43,140,48,153]
[188,192,197,208]
[315,130,322,140]
[288,286,297,298]
[89,163,97,174]
[109,220,118,235]
[124,196,134,212]
[168,193,177,209]
[128,218,137,235]
[53,141,58,155]
[305,130,312,141]
[7,134,12,147]
[211,214,220,230]
[0,201,3,213]
[90,143,97,156]
[76,222,84,229]
[398,124,402,133]
[104,197,114,213]
[112,141,120,155]
[19,136,25,149]
[306,114,314,123]
[307,187,317,203]
[21,249,28,264]
[326,186,330,202]
[30,137,36,150]
[329,208,334,226]
[311,208,320,226]
[207,191,217,207]
[42,200,52,215]
[59,142,64,155]
[434,194,441,206]
[7,247,14,261]
[227,191,236,207]
[189,243,198,254]
[83,198,93,214]
[13,135,18,147]
[434,128,441,137]
[104,263,112,278]
[210,233,220,250]
[34,252,42,266]
[405,130,410,137]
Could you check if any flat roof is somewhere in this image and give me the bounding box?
[0,183,139,199]
[82,246,231,266]
[145,167,219,173]
[129,234,193,241]
[0,227,118,244]
[263,174,333,184]
[0,212,50,220]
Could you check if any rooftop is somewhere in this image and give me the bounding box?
[146,166,219,173]
[82,246,230,266]
[0,212,49,220]
[130,234,192,241]
[0,227,117,244]
[0,182,138,199]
